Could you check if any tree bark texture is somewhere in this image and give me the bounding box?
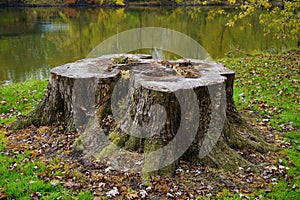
[12,54,274,177]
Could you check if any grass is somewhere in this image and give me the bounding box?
[266,130,300,199]
[0,132,93,199]
[0,51,299,199]
[219,51,300,199]
[0,79,48,125]
[221,53,299,130]
[0,80,93,199]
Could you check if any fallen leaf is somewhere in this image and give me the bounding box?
[106,187,119,197]
[50,179,60,186]
[0,192,8,199]
[139,190,148,198]
[30,191,41,200]
[126,189,139,199]
[63,180,80,188]
[292,184,297,190]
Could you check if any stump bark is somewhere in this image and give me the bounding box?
[12,54,274,177]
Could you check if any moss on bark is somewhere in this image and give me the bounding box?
[12,54,275,178]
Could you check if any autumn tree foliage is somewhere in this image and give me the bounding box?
[65,0,99,5]
[224,0,299,42]
[65,0,77,4]
[0,0,298,44]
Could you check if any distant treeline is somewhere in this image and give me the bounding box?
[0,0,239,7]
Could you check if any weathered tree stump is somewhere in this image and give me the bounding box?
[12,54,274,178]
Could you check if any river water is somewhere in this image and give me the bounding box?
[0,7,296,84]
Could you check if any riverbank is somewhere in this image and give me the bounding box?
[0,51,299,199]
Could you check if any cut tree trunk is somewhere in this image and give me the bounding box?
[11,54,274,178]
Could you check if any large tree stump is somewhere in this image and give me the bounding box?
[12,54,274,178]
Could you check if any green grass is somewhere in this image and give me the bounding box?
[0,79,48,125]
[0,80,94,199]
[0,129,7,151]
[221,53,299,130]
[0,130,93,199]
[0,51,299,199]
[219,51,300,199]
[265,130,300,199]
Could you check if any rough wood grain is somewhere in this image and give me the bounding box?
[12,54,274,177]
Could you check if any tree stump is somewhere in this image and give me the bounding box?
[12,54,274,178]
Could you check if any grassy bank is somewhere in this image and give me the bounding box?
[219,50,299,199]
[221,51,299,130]
[0,51,299,199]
[0,135,93,199]
[0,80,93,199]
[0,79,48,125]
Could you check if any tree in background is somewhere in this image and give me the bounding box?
[0,0,298,45]
[259,1,299,42]
[215,0,299,45]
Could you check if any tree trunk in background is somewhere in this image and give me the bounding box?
[11,54,274,178]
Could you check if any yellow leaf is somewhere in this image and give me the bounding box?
[226,20,235,27]
[116,0,124,6]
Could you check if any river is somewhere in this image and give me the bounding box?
[0,7,296,84]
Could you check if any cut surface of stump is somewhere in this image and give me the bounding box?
[12,54,274,178]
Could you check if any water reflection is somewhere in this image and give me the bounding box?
[40,22,69,33]
[0,7,297,84]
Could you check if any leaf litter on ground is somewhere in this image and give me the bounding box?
[0,50,299,199]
